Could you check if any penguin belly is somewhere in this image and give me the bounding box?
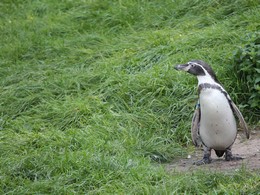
[199,89,237,150]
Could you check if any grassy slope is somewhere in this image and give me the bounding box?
[0,0,259,194]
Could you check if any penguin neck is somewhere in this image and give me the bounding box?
[197,75,218,86]
[196,74,231,102]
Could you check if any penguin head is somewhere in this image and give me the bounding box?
[174,60,219,83]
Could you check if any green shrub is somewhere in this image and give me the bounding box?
[230,33,260,122]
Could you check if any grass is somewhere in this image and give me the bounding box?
[0,0,259,194]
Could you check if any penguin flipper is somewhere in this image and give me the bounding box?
[230,101,250,139]
[191,105,202,147]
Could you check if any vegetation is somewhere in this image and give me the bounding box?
[230,33,260,119]
[0,0,259,194]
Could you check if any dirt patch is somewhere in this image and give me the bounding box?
[166,130,260,172]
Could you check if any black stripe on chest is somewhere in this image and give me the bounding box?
[198,83,232,103]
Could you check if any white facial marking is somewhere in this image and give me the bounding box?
[183,64,192,71]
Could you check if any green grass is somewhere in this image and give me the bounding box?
[0,0,259,194]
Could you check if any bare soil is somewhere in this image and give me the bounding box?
[166,129,260,172]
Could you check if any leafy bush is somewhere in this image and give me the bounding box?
[230,33,260,121]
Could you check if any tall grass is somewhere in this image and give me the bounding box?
[0,0,259,194]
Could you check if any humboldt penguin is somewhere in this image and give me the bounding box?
[174,60,250,165]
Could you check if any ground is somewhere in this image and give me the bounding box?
[166,129,260,172]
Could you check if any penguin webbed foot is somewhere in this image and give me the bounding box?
[193,153,212,166]
[225,148,243,161]
[225,155,243,161]
[193,157,212,166]
[193,146,212,166]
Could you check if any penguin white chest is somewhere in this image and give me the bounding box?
[199,89,237,150]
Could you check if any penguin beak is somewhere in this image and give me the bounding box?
[174,64,189,71]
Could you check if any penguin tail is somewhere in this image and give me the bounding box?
[215,150,225,157]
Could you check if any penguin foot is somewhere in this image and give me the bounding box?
[194,146,212,165]
[193,157,212,166]
[225,154,243,161]
[225,148,243,161]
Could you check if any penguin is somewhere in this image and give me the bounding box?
[174,60,250,165]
